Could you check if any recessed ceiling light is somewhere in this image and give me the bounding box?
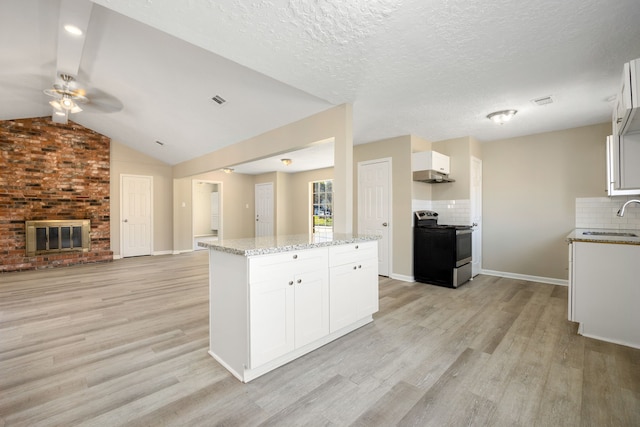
[64,25,83,36]
[222,168,234,174]
[281,158,292,166]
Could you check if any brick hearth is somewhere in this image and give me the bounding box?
[0,117,113,272]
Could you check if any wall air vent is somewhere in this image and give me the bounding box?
[532,96,554,106]
[211,95,227,105]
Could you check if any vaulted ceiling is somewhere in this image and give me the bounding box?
[2,0,640,168]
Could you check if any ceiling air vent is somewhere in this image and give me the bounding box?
[211,95,227,105]
[531,96,554,106]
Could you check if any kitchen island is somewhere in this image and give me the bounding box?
[199,233,380,382]
[566,228,640,349]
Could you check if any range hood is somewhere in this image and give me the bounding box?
[412,150,455,183]
[413,170,455,183]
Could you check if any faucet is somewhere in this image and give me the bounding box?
[617,199,640,217]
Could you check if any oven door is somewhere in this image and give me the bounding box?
[455,229,472,267]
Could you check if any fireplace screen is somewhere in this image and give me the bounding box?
[25,220,91,256]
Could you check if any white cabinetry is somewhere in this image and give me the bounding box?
[569,241,640,349]
[607,134,640,195]
[328,242,379,332]
[248,248,328,368]
[412,150,450,174]
[208,239,379,382]
[613,58,640,136]
[210,191,219,230]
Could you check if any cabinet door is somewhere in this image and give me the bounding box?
[359,258,379,317]
[329,263,360,332]
[293,269,329,348]
[329,259,379,333]
[431,151,450,174]
[608,134,640,195]
[249,278,294,368]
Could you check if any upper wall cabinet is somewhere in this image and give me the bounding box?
[607,134,640,195]
[412,151,455,183]
[613,58,639,136]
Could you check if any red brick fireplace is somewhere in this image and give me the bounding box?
[0,117,113,272]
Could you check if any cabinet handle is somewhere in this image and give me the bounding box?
[297,279,302,284]
[353,266,357,270]
[617,118,623,124]
[292,254,298,259]
[288,280,294,286]
[355,245,359,249]
[358,265,362,269]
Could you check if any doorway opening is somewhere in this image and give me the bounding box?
[193,180,222,251]
[312,179,333,237]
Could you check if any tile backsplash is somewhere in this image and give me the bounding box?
[411,199,471,226]
[576,196,640,230]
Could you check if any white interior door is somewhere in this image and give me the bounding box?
[255,182,274,237]
[121,175,152,257]
[358,159,391,277]
[471,157,482,276]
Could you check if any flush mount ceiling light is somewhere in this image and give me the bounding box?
[487,109,517,125]
[222,168,234,174]
[280,158,292,166]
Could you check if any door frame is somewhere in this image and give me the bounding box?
[120,174,153,258]
[470,156,482,276]
[357,157,392,277]
[192,179,223,250]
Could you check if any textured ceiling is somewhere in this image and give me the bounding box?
[2,0,640,167]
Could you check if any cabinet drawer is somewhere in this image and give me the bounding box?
[328,241,377,267]
[249,247,328,283]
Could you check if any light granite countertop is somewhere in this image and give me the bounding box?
[198,233,381,256]
[566,228,640,245]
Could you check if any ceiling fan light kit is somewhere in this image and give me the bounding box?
[44,74,88,116]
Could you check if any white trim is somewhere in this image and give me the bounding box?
[481,269,568,286]
[579,330,640,350]
[113,254,122,260]
[172,249,194,255]
[192,179,224,250]
[390,273,414,283]
[357,157,393,277]
[152,250,173,256]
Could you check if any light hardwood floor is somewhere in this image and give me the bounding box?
[1,251,638,426]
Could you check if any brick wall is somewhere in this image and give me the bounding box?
[0,117,113,271]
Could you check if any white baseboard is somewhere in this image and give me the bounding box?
[389,273,414,283]
[481,269,567,286]
[172,249,194,255]
[112,254,122,260]
[153,250,173,256]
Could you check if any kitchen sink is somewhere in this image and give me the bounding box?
[582,231,638,237]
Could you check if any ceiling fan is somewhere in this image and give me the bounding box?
[43,74,88,119]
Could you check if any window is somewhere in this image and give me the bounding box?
[312,180,333,234]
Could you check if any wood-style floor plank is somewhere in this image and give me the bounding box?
[1,251,639,426]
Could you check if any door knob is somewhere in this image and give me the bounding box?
[382,222,388,227]
[123,219,128,223]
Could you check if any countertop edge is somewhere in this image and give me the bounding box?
[198,234,381,256]
[566,228,640,245]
